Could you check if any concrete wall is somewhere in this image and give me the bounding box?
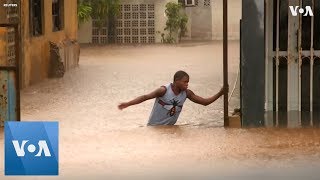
[78,0,242,43]
[78,0,178,44]
[212,0,241,40]
[21,0,78,87]
[184,0,212,40]
[114,0,177,43]
[78,0,242,42]
[78,18,92,44]
[154,0,178,43]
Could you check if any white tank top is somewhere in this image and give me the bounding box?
[147,83,187,125]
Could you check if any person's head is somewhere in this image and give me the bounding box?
[173,70,189,91]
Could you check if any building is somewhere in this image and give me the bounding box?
[184,0,241,41]
[0,0,79,125]
[0,0,79,88]
[78,0,241,44]
[241,0,320,127]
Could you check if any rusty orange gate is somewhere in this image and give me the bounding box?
[0,23,20,126]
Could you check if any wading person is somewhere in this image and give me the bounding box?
[118,70,225,126]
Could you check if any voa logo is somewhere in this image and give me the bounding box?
[12,140,51,157]
[289,6,314,16]
[5,122,59,175]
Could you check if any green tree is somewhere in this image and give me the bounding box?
[90,0,120,30]
[77,0,120,43]
[77,0,92,27]
[163,2,188,43]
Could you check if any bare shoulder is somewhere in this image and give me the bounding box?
[144,86,167,99]
[186,89,195,98]
[159,86,167,92]
[155,86,167,97]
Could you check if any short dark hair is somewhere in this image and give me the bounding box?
[173,70,189,81]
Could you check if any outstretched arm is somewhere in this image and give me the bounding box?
[118,86,166,110]
[187,87,225,106]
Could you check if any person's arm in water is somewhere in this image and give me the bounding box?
[118,87,166,110]
[187,87,226,106]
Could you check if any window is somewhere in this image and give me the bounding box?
[184,0,196,7]
[30,0,43,36]
[52,0,64,31]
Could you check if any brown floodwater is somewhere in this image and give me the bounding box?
[0,42,320,179]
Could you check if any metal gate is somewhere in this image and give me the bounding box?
[265,0,320,124]
[92,3,155,44]
[0,24,20,126]
[0,0,21,126]
[265,0,320,126]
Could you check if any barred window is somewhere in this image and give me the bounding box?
[29,0,43,36]
[52,0,64,31]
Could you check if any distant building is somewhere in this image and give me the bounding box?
[78,0,241,44]
[0,0,79,88]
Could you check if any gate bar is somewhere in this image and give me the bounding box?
[310,0,315,112]
[223,0,229,126]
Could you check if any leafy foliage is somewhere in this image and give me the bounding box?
[91,0,120,30]
[77,0,92,26]
[162,2,188,43]
[77,0,120,30]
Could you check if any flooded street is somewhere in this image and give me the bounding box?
[20,41,241,129]
[1,41,320,179]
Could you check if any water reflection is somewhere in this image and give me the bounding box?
[264,111,320,128]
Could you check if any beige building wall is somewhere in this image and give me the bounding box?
[154,0,178,43]
[212,0,241,40]
[184,0,212,41]
[21,0,78,87]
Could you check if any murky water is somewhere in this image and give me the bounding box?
[1,126,320,179]
[1,42,320,179]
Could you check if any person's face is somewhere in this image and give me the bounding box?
[176,76,189,91]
